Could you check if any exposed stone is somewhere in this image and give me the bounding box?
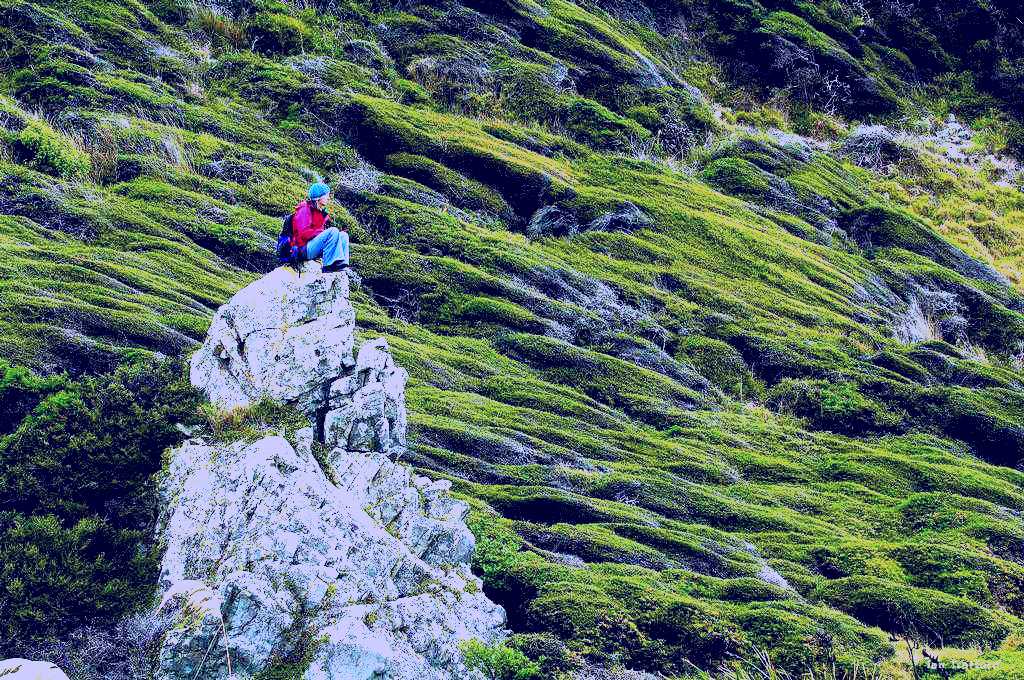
[159,265,504,679]
[155,433,504,680]
[191,262,356,413]
[0,659,70,680]
[324,338,408,453]
[838,124,919,171]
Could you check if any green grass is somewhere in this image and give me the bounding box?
[3,0,1024,676]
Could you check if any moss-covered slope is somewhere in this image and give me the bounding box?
[4,0,1024,676]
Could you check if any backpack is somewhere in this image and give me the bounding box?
[275,211,307,266]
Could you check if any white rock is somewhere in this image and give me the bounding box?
[190,265,355,412]
[155,433,505,680]
[0,660,70,680]
[324,338,408,454]
[158,263,505,679]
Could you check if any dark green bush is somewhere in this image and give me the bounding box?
[637,597,743,671]
[461,639,541,680]
[816,576,1014,647]
[766,379,905,435]
[676,335,760,400]
[900,385,1024,469]
[12,119,91,179]
[442,295,543,332]
[842,205,1007,286]
[506,633,578,677]
[0,359,66,435]
[0,359,202,653]
[558,97,650,151]
[385,152,513,218]
[245,12,308,55]
[700,157,772,201]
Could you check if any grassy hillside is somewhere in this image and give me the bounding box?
[4,0,1024,676]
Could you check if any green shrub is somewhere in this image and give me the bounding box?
[700,157,772,200]
[525,586,646,663]
[461,639,541,680]
[558,97,650,151]
[495,58,563,122]
[443,295,542,332]
[245,12,308,55]
[0,359,66,436]
[677,335,760,400]
[14,119,90,179]
[385,152,512,218]
[505,633,578,677]
[469,514,525,591]
[637,597,743,671]
[767,379,905,435]
[755,11,898,115]
[0,512,154,652]
[901,385,1024,469]
[815,576,1016,647]
[0,359,203,653]
[842,205,1010,289]
[199,397,308,444]
[732,106,789,131]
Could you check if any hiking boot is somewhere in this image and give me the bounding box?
[322,261,349,273]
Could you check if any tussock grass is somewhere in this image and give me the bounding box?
[3,0,1024,676]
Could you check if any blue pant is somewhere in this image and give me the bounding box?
[305,227,348,267]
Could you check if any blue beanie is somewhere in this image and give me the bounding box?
[308,182,330,200]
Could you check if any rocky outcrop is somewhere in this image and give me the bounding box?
[190,263,408,454]
[160,263,505,679]
[190,262,357,414]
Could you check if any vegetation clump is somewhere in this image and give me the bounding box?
[0,358,202,654]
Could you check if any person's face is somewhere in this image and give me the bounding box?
[315,194,331,211]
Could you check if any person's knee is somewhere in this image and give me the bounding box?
[325,226,340,239]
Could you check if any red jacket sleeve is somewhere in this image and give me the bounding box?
[293,202,322,248]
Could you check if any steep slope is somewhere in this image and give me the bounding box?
[3,0,1024,677]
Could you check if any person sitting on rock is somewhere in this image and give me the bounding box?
[293,182,349,273]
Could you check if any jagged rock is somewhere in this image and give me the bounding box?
[155,434,503,680]
[190,262,357,415]
[0,659,70,680]
[159,264,504,679]
[324,338,408,453]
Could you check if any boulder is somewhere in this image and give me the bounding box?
[0,660,70,680]
[325,338,408,453]
[155,433,504,680]
[190,262,356,413]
